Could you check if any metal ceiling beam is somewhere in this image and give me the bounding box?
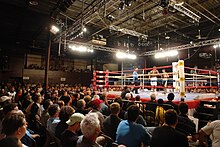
[191,0,220,23]
[169,2,201,22]
[146,14,219,40]
[54,0,113,42]
[90,1,152,36]
[109,25,148,39]
[142,37,220,56]
[185,2,217,24]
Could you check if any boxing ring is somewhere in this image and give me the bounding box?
[93,61,220,109]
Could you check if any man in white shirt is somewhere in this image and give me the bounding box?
[198,120,220,147]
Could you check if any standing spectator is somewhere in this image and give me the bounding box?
[116,105,151,147]
[198,120,220,147]
[61,113,85,147]
[150,109,189,147]
[77,113,101,147]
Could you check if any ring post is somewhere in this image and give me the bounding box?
[172,62,179,92]
[178,60,185,101]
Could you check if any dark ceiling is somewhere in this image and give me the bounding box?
[1,0,220,55]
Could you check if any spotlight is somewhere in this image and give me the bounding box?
[213,44,220,48]
[69,45,94,53]
[165,36,170,40]
[118,2,125,10]
[82,27,87,32]
[50,25,60,34]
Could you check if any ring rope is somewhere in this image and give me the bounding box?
[93,65,218,92]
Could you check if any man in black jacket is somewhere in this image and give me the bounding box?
[151,109,189,147]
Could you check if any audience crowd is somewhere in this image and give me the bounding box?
[0,82,219,147]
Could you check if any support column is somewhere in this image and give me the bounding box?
[44,33,51,91]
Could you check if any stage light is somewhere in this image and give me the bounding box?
[116,52,137,60]
[155,50,178,58]
[82,27,87,32]
[213,44,220,48]
[116,52,126,58]
[213,45,218,48]
[78,46,87,52]
[50,25,60,34]
[165,36,170,39]
[69,45,94,53]
[129,54,137,59]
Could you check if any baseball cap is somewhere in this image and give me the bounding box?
[66,113,85,126]
[0,96,12,103]
[91,99,103,109]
